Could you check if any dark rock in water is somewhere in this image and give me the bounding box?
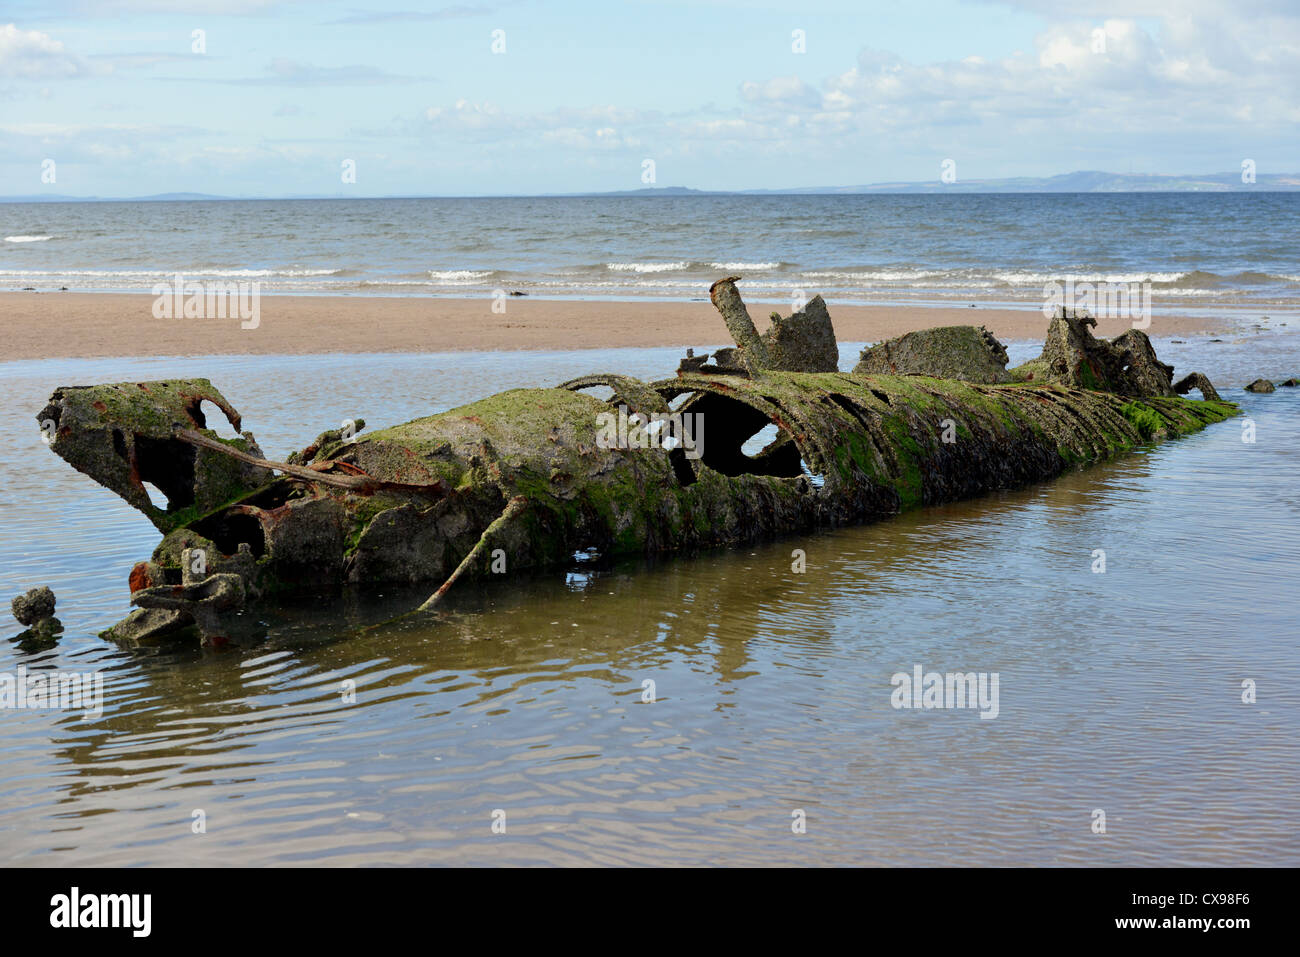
[12,618,63,651]
[26,617,63,639]
[1245,379,1276,393]
[12,586,56,626]
[761,296,839,372]
[10,587,61,648]
[1279,378,1298,387]
[1172,372,1222,403]
[853,325,1011,383]
[1171,339,1185,344]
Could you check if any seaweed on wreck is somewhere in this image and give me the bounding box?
[35,279,1235,646]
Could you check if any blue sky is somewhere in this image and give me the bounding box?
[1,0,1297,196]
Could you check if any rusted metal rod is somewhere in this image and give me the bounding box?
[173,427,447,497]
[418,495,528,612]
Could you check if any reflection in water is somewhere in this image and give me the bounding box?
[1,344,1298,865]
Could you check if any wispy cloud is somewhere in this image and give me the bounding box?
[174,58,429,86]
[88,51,205,69]
[0,23,91,78]
[326,4,495,25]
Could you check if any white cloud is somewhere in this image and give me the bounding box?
[0,24,89,79]
[740,76,820,109]
[741,13,1299,143]
[422,101,656,149]
[409,5,1299,182]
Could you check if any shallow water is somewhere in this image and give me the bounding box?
[1,337,1297,865]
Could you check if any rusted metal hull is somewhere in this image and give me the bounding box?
[35,286,1236,645]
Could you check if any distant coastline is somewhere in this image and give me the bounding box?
[3,169,1299,202]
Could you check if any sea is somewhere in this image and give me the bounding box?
[2,192,1299,310]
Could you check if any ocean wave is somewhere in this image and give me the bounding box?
[802,269,946,281]
[0,267,342,278]
[990,271,1188,285]
[605,261,690,273]
[710,261,780,271]
[3,235,53,243]
[428,269,494,281]
[798,268,1236,287]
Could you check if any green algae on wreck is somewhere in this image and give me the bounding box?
[36,279,1236,645]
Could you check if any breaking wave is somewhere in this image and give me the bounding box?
[605,261,691,273]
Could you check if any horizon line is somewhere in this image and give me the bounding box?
[4,170,1298,203]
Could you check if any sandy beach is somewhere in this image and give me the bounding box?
[0,291,1228,360]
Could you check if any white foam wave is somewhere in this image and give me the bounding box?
[4,235,52,243]
[0,267,341,278]
[606,262,690,273]
[802,269,945,281]
[428,270,493,281]
[992,271,1187,285]
[710,261,779,270]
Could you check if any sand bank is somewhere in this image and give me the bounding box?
[0,292,1228,360]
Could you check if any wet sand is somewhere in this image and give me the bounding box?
[0,292,1228,360]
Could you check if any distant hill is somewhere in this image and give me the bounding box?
[745,170,1300,193]
[1,172,1296,202]
[0,192,233,203]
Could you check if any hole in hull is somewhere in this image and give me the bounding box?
[684,392,804,478]
[193,399,242,438]
[140,481,169,510]
[190,510,267,558]
[134,435,196,511]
